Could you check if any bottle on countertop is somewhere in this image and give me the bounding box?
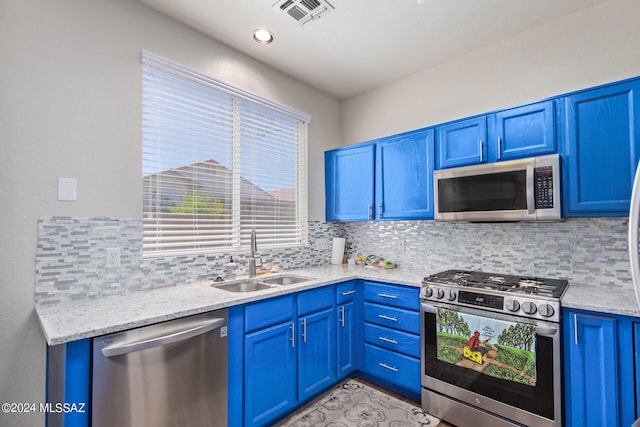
[226,256,237,279]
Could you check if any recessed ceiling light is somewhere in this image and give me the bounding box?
[252,29,274,44]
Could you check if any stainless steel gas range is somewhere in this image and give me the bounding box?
[420,270,569,427]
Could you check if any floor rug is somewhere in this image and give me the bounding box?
[274,379,440,427]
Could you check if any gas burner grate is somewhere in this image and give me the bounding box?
[423,269,569,299]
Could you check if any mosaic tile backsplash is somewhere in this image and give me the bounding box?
[342,218,633,290]
[36,217,634,304]
[35,217,344,304]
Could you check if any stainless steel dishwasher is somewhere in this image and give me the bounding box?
[91,309,228,427]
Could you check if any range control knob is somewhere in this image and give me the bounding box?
[505,299,520,312]
[521,301,537,315]
[424,287,433,298]
[538,303,555,318]
[445,289,457,301]
[435,288,444,299]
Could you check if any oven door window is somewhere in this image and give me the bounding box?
[437,170,527,213]
[436,308,537,386]
[424,308,555,420]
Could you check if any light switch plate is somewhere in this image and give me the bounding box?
[58,177,77,201]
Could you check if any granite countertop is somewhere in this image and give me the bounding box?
[561,285,640,317]
[36,263,640,346]
[36,264,433,346]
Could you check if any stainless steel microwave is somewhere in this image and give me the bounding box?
[433,154,561,222]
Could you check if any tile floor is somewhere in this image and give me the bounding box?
[354,378,456,427]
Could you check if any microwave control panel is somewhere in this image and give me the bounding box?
[534,166,554,209]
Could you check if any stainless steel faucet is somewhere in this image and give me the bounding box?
[248,228,257,277]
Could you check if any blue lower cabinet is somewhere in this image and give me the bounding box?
[364,302,419,334]
[245,320,297,427]
[298,307,337,401]
[364,323,420,358]
[337,281,363,379]
[337,301,357,377]
[363,343,420,392]
[563,308,639,427]
[46,339,91,427]
[361,281,421,395]
[241,286,339,426]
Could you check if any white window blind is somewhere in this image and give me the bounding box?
[141,50,309,256]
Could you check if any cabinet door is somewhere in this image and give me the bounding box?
[563,80,640,216]
[492,100,556,161]
[245,321,296,427]
[298,307,337,402]
[564,311,619,427]
[337,302,356,377]
[325,144,375,221]
[437,116,487,169]
[376,128,435,220]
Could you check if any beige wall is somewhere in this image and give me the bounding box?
[0,0,339,425]
[341,0,640,145]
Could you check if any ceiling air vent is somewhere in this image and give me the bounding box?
[273,0,335,26]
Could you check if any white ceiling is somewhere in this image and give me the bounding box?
[137,0,606,100]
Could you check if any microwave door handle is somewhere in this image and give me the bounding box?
[526,164,535,214]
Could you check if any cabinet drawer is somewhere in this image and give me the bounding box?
[336,281,358,305]
[364,323,420,358]
[298,285,334,316]
[363,282,419,310]
[364,303,419,334]
[245,295,294,333]
[364,343,420,392]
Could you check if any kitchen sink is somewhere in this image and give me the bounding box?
[212,281,274,293]
[261,275,312,286]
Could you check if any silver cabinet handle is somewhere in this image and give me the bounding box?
[574,313,578,346]
[340,306,345,327]
[479,139,484,162]
[290,321,295,348]
[378,314,398,322]
[342,290,356,296]
[497,136,502,160]
[102,317,225,357]
[378,336,397,345]
[302,318,307,343]
[378,202,382,219]
[378,293,397,299]
[378,362,398,372]
[367,203,371,220]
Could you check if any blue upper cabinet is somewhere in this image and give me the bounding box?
[489,100,556,161]
[437,101,557,169]
[375,128,434,220]
[436,116,487,169]
[562,80,640,216]
[325,144,376,221]
[325,128,435,222]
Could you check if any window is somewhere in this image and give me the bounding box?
[141,51,310,256]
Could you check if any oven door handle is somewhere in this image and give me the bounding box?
[535,325,558,337]
[421,303,438,314]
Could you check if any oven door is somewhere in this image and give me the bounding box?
[420,301,561,426]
